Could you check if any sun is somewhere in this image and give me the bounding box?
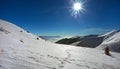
[71,1,84,17]
[73,2,82,11]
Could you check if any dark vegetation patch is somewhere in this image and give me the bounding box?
[56,37,80,45]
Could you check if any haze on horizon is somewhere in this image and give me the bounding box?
[0,0,120,36]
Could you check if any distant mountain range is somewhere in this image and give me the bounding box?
[56,30,120,53]
[56,35,104,48]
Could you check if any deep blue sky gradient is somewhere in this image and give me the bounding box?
[0,0,120,36]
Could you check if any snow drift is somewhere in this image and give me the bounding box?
[0,20,120,69]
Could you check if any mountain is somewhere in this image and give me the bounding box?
[39,36,62,42]
[56,35,104,48]
[0,20,120,69]
[97,30,120,53]
[56,30,120,53]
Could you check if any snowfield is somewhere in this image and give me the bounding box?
[0,20,120,69]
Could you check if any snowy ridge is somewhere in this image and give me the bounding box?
[0,20,120,69]
[0,20,43,42]
[97,30,120,52]
[100,30,120,40]
[101,30,120,36]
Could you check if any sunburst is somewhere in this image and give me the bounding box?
[71,0,84,17]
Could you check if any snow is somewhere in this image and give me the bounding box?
[100,30,120,37]
[0,19,120,69]
[97,30,120,52]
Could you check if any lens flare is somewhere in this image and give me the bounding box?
[71,0,84,17]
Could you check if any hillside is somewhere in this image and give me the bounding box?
[0,20,120,69]
[56,35,104,48]
[97,30,120,53]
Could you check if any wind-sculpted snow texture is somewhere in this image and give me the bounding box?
[0,20,120,69]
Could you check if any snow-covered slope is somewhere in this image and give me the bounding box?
[0,20,120,69]
[97,30,120,52]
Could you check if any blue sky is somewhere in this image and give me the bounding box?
[0,0,120,36]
